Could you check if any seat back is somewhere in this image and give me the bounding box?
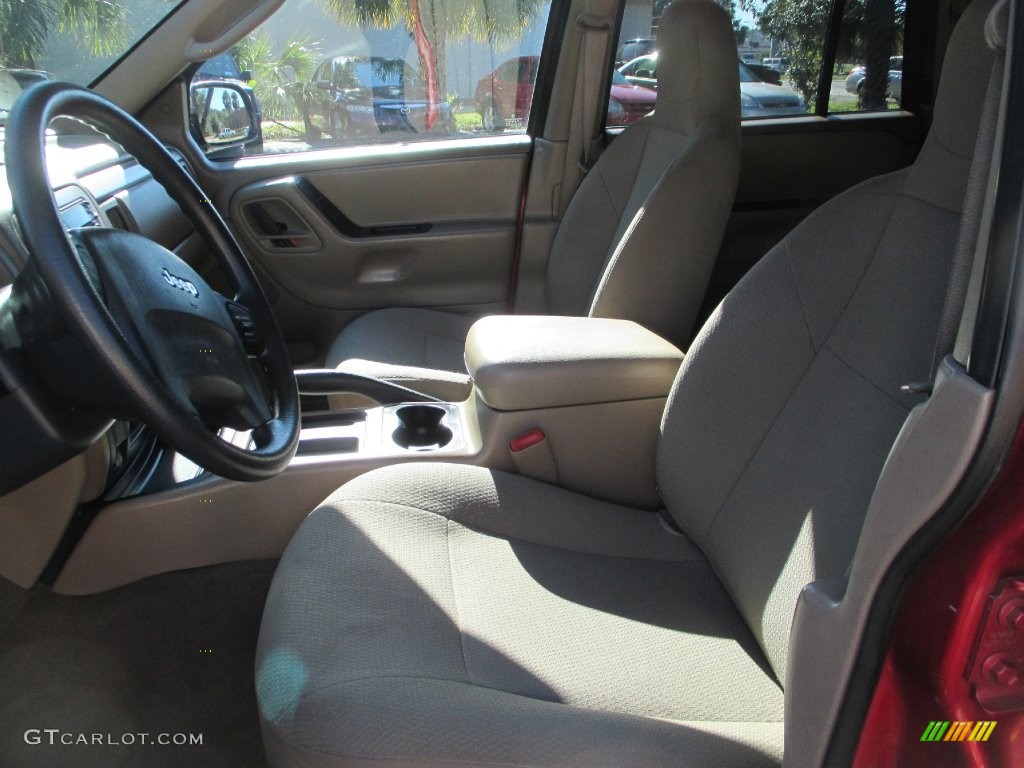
[656,0,997,682]
[544,0,740,348]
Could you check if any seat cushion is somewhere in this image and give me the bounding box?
[257,463,784,767]
[324,308,476,401]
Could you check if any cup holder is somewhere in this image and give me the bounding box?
[392,405,453,450]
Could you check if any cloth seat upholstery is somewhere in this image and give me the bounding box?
[323,308,476,402]
[258,0,999,764]
[259,465,784,767]
[325,0,741,397]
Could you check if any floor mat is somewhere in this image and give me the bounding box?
[0,559,276,768]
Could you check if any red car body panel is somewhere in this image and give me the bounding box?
[606,80,658,125]
[475,56,656,128]
[853,423,1024,767]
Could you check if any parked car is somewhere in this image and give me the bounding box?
[306,55,452,141]
[475,56,657,132]
[196,52,251,84]
[762,56,790,72]
[0,71,19,125]
[619,53,808,117]
[3,68,49,89]
[745,62,783,85]
[0,69,50,128]
[615,37,655,66]
[606,70,659,125]
[844,55,903,101]
[617,53,659,89]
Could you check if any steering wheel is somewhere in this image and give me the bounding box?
[5,83,299,481]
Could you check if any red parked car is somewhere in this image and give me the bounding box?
[475,55,657,131]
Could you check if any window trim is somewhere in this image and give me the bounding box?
[817,0,848,116]
[818,0,915,117]
[529,0,574,137]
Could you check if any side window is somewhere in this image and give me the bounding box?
[830,2,906,113]
[608,0,905,125]
[190,0,552,155]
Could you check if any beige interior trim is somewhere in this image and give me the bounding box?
[54,385,668,593]
[52,462,350,595]
[228,157,525,311]
[785,364,994,766]
[473,395,667,508]
[53,401,486,595]
[95,0,286,114]
[0,452,93,588]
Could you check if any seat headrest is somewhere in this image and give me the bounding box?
[906,0,1002,211]
[651,0,740,132]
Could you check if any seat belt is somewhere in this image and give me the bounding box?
[928,0,1008,379]
[572,3,613,181]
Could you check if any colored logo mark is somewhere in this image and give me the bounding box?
[920,721,996,742]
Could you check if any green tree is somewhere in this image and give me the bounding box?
[0,0,128,68]
[746,0,828,105]
[714,0,751,45]
[233,30,320,137]
[744,0,904,109]
[842,0,905,109]
[316,0,543,99]
[661,0,749,45]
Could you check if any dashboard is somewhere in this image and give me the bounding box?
[0,130,204,286]
[0,125,216,498]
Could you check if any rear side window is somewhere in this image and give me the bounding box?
[190,0,552,156]
[830,7,906,113]
[609,0,906,124]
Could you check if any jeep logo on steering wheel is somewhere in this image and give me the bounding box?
[161,267,199,298]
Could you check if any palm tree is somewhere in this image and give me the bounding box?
[233,31,321,140]
[317,0,542,43]
[317,0,544,122]
[0,0,128,69]
[746,0,904,109]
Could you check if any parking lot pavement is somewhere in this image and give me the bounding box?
[832,81,857,103]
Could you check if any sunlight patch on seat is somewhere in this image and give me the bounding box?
[256,647,309,725]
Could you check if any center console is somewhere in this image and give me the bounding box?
[295,400,472,459]
[53,315,684,594]
[464,315,684,507]
[289,314,684,507]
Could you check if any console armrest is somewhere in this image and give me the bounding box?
[465,316,684,411]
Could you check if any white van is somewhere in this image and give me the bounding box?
[763,57,790,72]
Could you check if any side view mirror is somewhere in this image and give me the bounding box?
[189,82,259,151]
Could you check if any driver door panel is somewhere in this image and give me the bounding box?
[224,140,528,315]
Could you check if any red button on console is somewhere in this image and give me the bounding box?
[509,429,546,453]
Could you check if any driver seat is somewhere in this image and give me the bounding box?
[256,0,998,764]
[323,0,741,401]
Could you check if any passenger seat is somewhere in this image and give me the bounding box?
[323,0,741,400]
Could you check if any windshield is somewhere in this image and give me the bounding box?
[0,0,184,122]
[353,61,407,89]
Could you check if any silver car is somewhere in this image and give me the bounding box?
[844,55,903,101]
[619,53,807,118]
